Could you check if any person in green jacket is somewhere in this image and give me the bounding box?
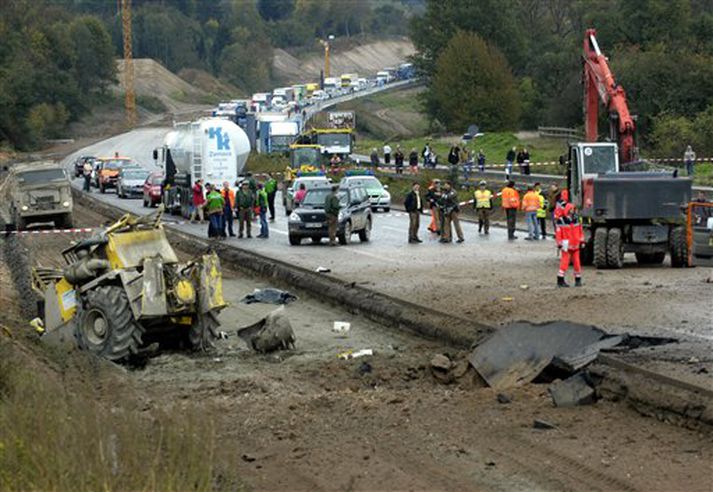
[236,181,254,238]
[264,173,278,221]
[256,183,269,238]
[204,184,225,239]
[324,185,341,246]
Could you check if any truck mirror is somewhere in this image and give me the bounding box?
[152,149,158,161]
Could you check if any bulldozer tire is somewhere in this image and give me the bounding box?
[606,227,624,269]
[593,227,608,269]
[76,285,143,361]
[670,226,688,268]
[635,252,666,265]
[188,311,219,351]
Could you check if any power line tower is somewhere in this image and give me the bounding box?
[121,0,136,127]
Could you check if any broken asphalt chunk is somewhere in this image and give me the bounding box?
[533,419,557,430]
[548,372,596,408]
[241,288,298,305]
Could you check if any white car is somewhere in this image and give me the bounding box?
[339,173,391,212]
[283,175,331,214]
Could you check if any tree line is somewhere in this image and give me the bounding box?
[411,0,713,156]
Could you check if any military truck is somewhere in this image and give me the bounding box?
[3,161,73,230]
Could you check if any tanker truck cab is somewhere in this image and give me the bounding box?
[564,142,692,269]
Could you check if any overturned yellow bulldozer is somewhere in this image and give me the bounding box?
[31,207,225,361]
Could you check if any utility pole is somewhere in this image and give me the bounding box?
[121,0,136,128]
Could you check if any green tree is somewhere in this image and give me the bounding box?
[429,32,521,132]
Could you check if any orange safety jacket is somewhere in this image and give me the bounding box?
[221,188,236,209]
[501,186,520,209]
[521,191,540,212]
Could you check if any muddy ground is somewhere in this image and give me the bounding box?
[1,202,711,491]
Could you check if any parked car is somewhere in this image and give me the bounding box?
[288,185,372,245]
[94,156,134,193]
[283,174,330,215]
[117,167,150,199]
[339,172,391,212]
[142,172,164,207]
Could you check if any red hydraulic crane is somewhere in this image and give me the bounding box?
[583,28,637,163]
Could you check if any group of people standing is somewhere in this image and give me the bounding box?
[405,179,464,243]
[190,172,278,240]
[505,147,531,177]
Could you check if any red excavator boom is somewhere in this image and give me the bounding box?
[583,28,637,163]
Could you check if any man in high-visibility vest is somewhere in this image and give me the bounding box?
[535,182,548,239]
[500,180,520,240]
[521,185,541,240]
[474,180,493,234]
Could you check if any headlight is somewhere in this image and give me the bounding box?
[21,205,29,211]
[289,212,301,221]
[62,201,70,207]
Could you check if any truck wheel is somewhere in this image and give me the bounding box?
[338,221,351,245]
[75,285,143,361]
[670,226,688,268]
[606,227,624,269]
[635,252,665,265]
[289,234,301,246]
[358,218,372,242]
[57,213,73,229]
[580,238,594,266]
[188,311,219,351]
[593,228,608,269]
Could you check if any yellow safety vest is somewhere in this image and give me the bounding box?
[474,189,492,208]
[536,192,547,218]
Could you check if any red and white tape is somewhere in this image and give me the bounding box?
[3,227,94,236]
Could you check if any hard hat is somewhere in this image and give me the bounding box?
[479,180,487,186]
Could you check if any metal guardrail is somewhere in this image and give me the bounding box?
[538,126,583,140]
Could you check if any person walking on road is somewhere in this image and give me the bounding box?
[521,185,541,240]
[501,180,520,240]
[477,149,486,173]
[236,181,254,238]
[82,160,93,192]
[190,179,205,223]
[404,182,423,243]
[205,184,225,239]
[383,142,392,165]
[505,147,516,178]
[256,183,269,238]
[535,182,548,239]
[394,146,405,174]
[438,181,464,243]
[409,148,419,175]
[426,179,442,235]
[370,148,380,168]
[684,145,696,176]
[474,180,493,234]
[221,181,236,237]
[264,173,277,221]
[325,185,341,246]
[555,190,584,287]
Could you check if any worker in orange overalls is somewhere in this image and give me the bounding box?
[555,190,584,287]
[425,179,442,235]
[501,180,520,240]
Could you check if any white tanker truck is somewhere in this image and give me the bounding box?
[153,118,251,217]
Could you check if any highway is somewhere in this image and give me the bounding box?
[62,128,713,347]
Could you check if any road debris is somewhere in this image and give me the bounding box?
[496,393,512,404]
[332,321,351,334]
[548,372,596,407]
[533,419,557,430]
[468,321,676,389]
[315,266,331,273]
[241,288,298,305]
[339,348,373,360]
[237,308,296,353]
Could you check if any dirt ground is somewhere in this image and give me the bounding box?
[1,202,711,491]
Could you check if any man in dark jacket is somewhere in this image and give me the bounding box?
[438,181,464,243]
[404,182,423,243]
[324,185,341,246]
[236,181,254,238]
[394,146,405,174]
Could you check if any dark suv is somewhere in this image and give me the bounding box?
[288,185,373,245]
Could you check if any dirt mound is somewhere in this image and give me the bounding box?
[273,37,415,84]
[115,59,205,99]
[178,68,243,98]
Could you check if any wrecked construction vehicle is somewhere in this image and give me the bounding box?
[31,207,226,361]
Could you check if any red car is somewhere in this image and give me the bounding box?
[142,172,164,207]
